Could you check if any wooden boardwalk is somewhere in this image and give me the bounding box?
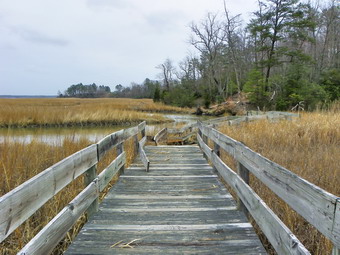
[65,145,266,254]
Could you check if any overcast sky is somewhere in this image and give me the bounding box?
[0,0,258,95]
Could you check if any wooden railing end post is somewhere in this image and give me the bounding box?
[84,165,98,219]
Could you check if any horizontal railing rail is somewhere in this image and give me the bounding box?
[197,121,340,255]
[153,127,168,145]
[153,123,197,145]
[202,111,299,127]
[0,121,146,255]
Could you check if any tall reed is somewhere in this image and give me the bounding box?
[218,111,340,254]
[0,132,137,254]
[0,98,191,128]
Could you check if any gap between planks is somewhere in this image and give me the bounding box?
[99,206,237,212]
[120,175,218,179]
[83,223,253,231]
[106,194,233,200]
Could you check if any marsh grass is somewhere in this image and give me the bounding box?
[0,98,190,128]
[0,133,138,255]
[218,111,340,254]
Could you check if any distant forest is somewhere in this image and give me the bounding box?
[60,0,339,110]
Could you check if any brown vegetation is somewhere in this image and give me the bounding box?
[218,110,340,254]
[0,98,191,128]
[0,134,138,255]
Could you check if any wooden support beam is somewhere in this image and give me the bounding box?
[84,165,98,219]
[197,121,339,247]
[116,142,125,174]
[332,247,340,255]
[0,144,98,242]
[98,152,126,192]
[18,181,99,255]
[153,127,167,145]
[133,134,139,155]
[237,162,249,218]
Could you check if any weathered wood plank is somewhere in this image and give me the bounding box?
[18,181,99,255]
[234,142,339,247]
[83,223,253,231]
[89,210,248,225]
[66,228,260,243]
[237,162,249,217]
[168,131,196,143]
[333,199,340,250]
[153,127,167,145]
[97,121,145,160]
[120,175,218,179]
[138,137,150,172]
[99,207,237,212]
[333,247,340,255]
[198,121,339,247]
[137,121,146,133]
[167,123,197,134]
[98,152,126,192]
[66,227,265,255]
[84,165,98,218]
[105,194,233,200]
[97,134,113,160]
[0,144,98,242]
[139,136,147,147]
[209,151,310,255]
[65,145,266,255]
[100,197,236,209]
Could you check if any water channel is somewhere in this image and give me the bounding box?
[0,114,206,144]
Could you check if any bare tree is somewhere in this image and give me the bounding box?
[156,58,176,91]
[178,55,202,93]
[222,1,244,96]
[190,13,227,99]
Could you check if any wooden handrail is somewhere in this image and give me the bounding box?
[138,136,150,172]
[154,123,197,145]
[0,121,146,254]
[197,121,340,253]
[0,144,98,242]
[202,111,299,127]
[153,127,167,145]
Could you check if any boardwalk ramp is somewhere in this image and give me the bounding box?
[65,145,265,254]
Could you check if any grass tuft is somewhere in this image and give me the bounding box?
[0,133,138,254]
[0,98,191,128]
[218,111,340,254]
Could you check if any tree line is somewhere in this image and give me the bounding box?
[59,79,161,100]
[59,0,339,111]
[156,0,339,110]
[58,83,111,98]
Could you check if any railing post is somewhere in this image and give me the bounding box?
[141,125,146,139]
[213,142,220,157]
[332,247,340,255]
[212,141,220,173]
[237,162,250,218]
[117,142,125,174]
[202,134,208,160]
[198,128,202,138]
[133,134,139,155]
[84,165,98,219]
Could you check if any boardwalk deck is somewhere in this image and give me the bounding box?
[65,145,266,254]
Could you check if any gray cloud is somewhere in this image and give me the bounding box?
[86,0,133,10]
[11,27,68,46]
[144,10,187,33]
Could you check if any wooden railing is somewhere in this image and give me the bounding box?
[202,111,299,127]
[197,121,340,255]
[153,123,197,145]
[0,121,147,255]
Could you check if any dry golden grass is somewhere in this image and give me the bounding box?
[0,98,191,128]
[0,133,138,255]
[218,111,340,254]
